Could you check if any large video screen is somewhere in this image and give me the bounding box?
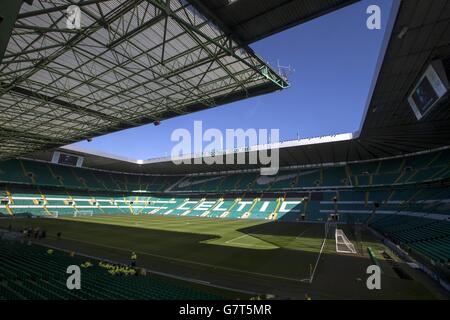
[58,153,79,166]
[408,61,449,120]
[411,77,439,114]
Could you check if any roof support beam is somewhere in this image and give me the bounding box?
[161,15,169,64]
[0,127,67,145]
[147,0,289,89]
[2,84,139,127]
[107,12,167,48]
[12,24,83,34]
[187,0,290,88]
[176,13,249,95]
[2,43,63,60]
[16,0,113,19]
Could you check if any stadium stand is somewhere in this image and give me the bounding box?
[370,215,450,264]
[3,138,450,289]
[0,239,219,300]
[1,148,450,231]
[1,147,449,194]
[0,0,449,301]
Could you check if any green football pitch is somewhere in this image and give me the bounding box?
[0,215,441,299]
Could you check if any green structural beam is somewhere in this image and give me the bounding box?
[187,0,290,89]
[147,0,290,90]
[260,65,290,89]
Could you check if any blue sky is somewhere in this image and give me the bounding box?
[70,0,395,159]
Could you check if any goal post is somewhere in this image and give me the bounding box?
[335,228,357,254]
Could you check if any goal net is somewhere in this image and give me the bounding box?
[335,228,357,254]
[74,210,94,217]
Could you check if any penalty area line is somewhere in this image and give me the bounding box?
[225,234,248,244]
[224,234,275,249]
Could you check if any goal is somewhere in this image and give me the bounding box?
[335,228,357,254]
[73,210,94,217]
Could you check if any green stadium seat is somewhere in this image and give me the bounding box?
[0,239,221,300]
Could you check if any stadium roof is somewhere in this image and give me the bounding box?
[5,0,450,175]
[187,0,359,44]
[0,0,361,161]
[358,0,450,154]
[25,133,359,174]
[0,0,290,159]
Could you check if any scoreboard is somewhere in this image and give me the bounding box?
[408,60,449,120]
[51,151,84,167]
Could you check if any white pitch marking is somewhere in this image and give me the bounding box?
[224,234,275,249]
[46,235,301,282]
[295,228,310,240]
